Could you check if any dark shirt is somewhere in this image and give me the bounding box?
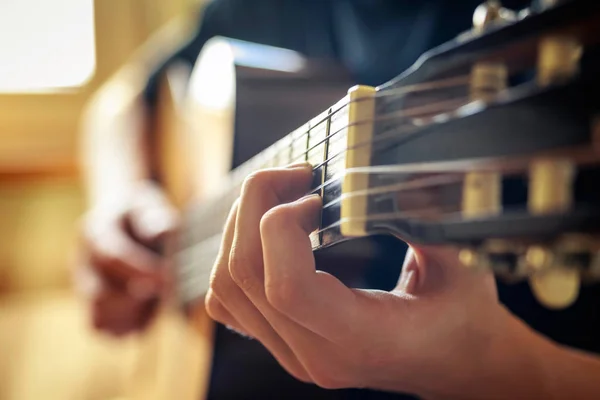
[141,1,599,399]
[145,0,530,103]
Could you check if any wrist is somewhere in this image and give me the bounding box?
[417,307,551,400]
[420,307,600,400]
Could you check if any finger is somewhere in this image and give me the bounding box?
[127,181,180,244]
[229,165,314,292]
[230,167,355,386]
[84,219,165,298]
[92,288,158,336]
[260,195,358,343]
[395,245,497,298]
[208,200,312,383]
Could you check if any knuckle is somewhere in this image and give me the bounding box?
[303,355,358,390]
[310,369,350,390]
[228,250,258,292]
[205,292,226,321]
[260,205,294,237]
[265,278,299,312]
[241,170,273,198]
[208,269,229,298]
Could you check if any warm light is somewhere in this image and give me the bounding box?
[0,0,96,93]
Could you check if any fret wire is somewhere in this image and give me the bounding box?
[319,109,332,244]
[304,124,310,162]
[322,109,331,198]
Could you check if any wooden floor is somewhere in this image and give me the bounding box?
[0,290,138,400]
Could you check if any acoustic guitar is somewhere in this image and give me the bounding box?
[130,1,600,398]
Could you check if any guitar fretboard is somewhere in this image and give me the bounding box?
[175,94,353,304]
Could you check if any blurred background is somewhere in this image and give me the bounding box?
[0,1,201,398]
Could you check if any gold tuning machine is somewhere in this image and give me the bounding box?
[525,34,583,309]
[463,3,509,221]
[537,35,582,87]
[472,1,517,32]
[527,160,580,309]
[460,2,511,272]
[526,235,596,309]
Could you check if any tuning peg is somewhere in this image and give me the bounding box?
[529,266,581,310]
[528,158,575,214]
[525,237,591,309]
[537,35,582,87]
[473,1,517,31]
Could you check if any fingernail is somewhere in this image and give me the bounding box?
[302,193,322,203]
[287,162,312,169]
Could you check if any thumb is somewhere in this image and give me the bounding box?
[396,245,496,297]
[127,181,180,244]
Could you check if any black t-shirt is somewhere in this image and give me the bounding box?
[141,1,599,399]
[144,0,530,103]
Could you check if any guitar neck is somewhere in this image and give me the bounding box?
[174,93,355,304]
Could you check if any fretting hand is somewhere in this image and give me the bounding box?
[205,163,600,399]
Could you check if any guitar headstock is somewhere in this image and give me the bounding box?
[327,0,600,309]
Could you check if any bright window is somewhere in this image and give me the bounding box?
[0,0,96,93]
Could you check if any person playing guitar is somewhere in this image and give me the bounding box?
[78,0,600,398]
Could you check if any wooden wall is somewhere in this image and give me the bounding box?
[0,0,198,293]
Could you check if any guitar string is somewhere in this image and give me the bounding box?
[319,174,464,211]
[231,75,472,177]
[186,93,470,229]
[230,93,470,186]
[288,74,471,133]
[191,89,472,219]
[177,153,595,296]
[182,75,515,254]
[175,80,575,295]
[182,142,596,258]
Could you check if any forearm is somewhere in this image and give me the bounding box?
[423,308,600,400]
[80,71,152,207]
[540,341,600,399]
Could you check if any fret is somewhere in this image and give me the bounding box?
[309,109,331,248]
[290,125,309,163]
[321,101,350,236]
[307,111,329,168]
[327,103,350,172]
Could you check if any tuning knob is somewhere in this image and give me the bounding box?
[529,265,580,310]
[473,1,517,31]
[525,234,598,309]
[526,159,581,309]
